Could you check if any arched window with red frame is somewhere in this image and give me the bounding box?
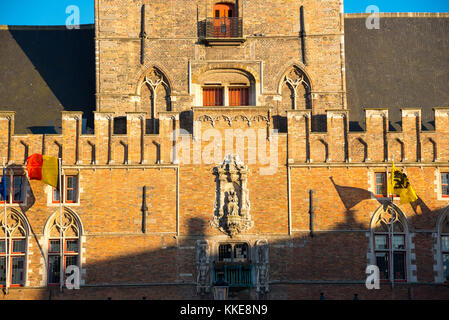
[0,209,29,288]
[371,205,408,282]
[45,208,82,286]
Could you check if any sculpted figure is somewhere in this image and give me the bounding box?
[226,191,239,216]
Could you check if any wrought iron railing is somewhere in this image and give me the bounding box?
[199,17,243,39]
[213,263,253,288]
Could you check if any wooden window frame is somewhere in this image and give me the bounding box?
[52,175,78,204]
[1,175,24,204]
[202,86,224,107]
[228,86,250,106]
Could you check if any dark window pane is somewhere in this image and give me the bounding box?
[376,252,389,280]
[0,240,5,253]
[376,173,385,184]
[393,235,405,250]
[0,176,10,202]
[13,176,24,202]
[442,236,449,252]
[0,257,5,285]
[65,256,77,268]
[49,240,60,253]
[66,176,75,189]
[442,173,449,185]
[234,243,248,260]
[66,240,78,253]
[219,244,232,261]
[10,256,24,285]
[443,254,449,281]
[393,252,406,280]
[48,255,60,284]
[215,10,220,18]
[12,239,25,253]
[375,235,388,250]
[53,187,61,202]
[66,189,75,202]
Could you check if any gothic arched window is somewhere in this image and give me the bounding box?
[0,209,29,287]
[371,205,408,282]
[282,66,311,111]
[139,67,171,134]
[45,209,82,286]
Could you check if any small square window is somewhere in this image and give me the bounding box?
[66,240,78,253]
[442,173,449,197]
[442,236,449,252]
[375,235,388,250]
[392,235,405,250]
[52,175,78,203]
[12,239,26,253]
[375,173,387,197]
[49,240,61,253]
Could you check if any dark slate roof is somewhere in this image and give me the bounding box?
[0,25,95,134]
[344,14,449,131]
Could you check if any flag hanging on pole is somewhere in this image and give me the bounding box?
[388,162,418,204]
[26,154,59,189]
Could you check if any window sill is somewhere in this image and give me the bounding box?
[203,37,246,46]
[48,202,80,207]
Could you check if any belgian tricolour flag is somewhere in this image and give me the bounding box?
[26,154,59,189]
[388,163,418,204]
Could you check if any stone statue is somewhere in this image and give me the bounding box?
[196,241,210,295]
[226,191,239,216]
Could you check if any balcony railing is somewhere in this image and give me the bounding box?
[199,18,244,45]
[213,263,253,288]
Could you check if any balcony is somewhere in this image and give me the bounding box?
[199,18,245,46]
[213,262,253,288]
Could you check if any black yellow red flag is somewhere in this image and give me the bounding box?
[388,163,418,204]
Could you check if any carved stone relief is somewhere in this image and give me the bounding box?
[196,240,210,295]
[255,240,269,293]
[211,154,253,237]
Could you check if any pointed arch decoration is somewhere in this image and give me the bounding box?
[369,203,411,282]
[44,207,83,286]
[138,66,172,134]
[281,65,312,110]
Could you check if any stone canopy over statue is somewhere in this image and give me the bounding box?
[211,154,254,237]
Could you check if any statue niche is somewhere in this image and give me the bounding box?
[211,154,253,237]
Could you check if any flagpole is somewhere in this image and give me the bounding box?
[59,158,63,292]
[390,159,395,289]
[2,158,8,292]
